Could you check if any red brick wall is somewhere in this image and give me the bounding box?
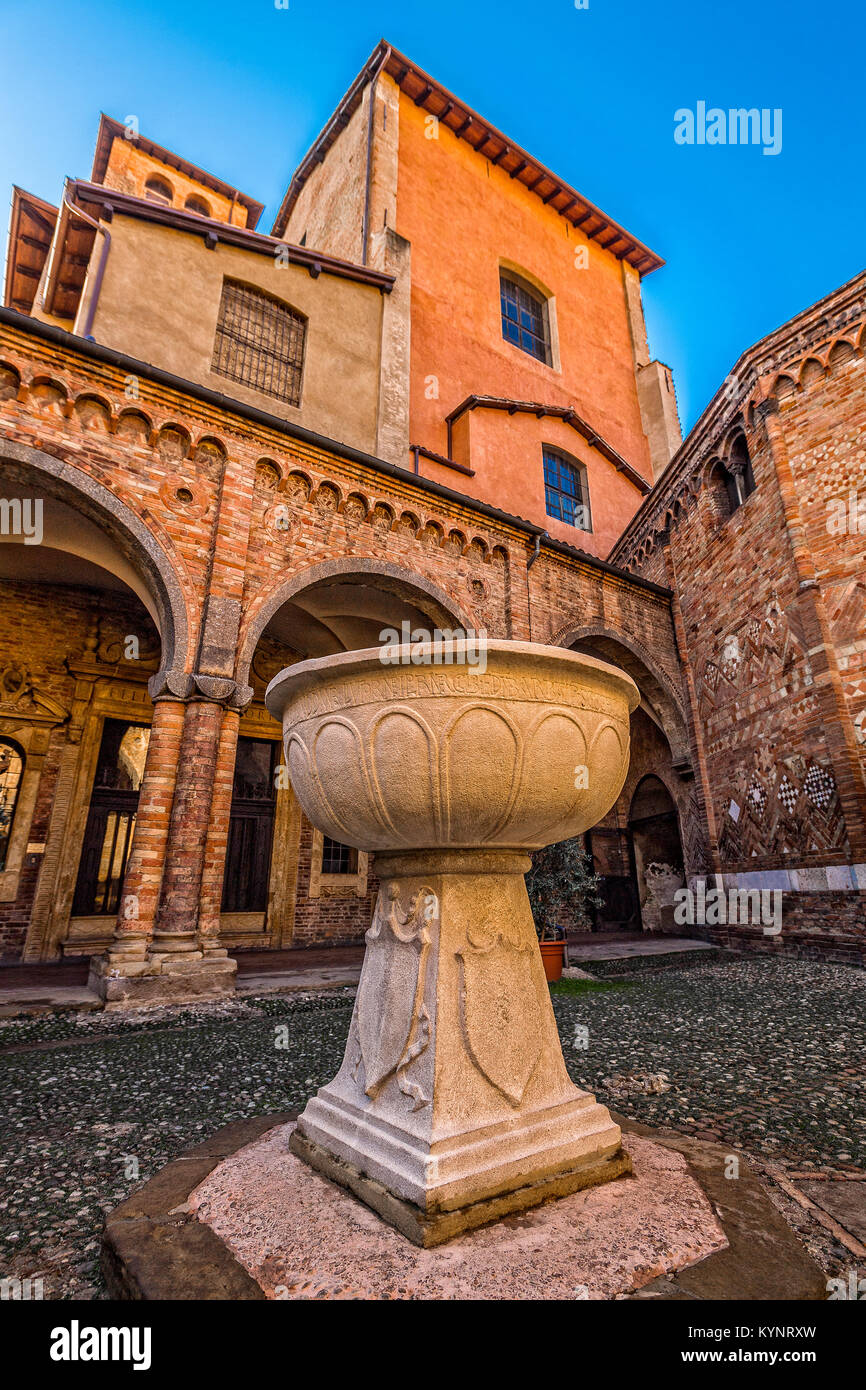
[610,280,866,955]
[0,319,689,960]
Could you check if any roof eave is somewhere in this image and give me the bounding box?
[272,40,663,275]
[69,181,395,292]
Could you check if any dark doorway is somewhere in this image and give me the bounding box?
[221,737,277,913]
[585,827,640,931]
[72,720,150,916]
[627,775,684,933]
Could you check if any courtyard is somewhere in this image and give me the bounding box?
[1,954,862,1300]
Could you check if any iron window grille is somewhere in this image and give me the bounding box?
[543,448,592,531]
[500,272,551,364]
[212,279,306,407]
[322,836,355,874]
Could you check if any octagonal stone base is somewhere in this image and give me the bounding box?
[290,1128,631,1247]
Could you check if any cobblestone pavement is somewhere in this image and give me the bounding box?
[0,958,862,1299]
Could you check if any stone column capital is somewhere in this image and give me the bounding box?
[147,669,253,710]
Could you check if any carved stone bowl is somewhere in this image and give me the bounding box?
[265,639,639,853]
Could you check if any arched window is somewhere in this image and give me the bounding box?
[144,176,173,206]
[185,196,211,218]
[542,447,592,531]
[500,271,551,364]
[728,433,756,506]
[0,739,24,873]
[706,441,754,524]
[212,279,306,406]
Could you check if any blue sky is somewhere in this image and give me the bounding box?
[1,0,863,431]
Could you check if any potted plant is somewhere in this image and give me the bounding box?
[525,838,603,982]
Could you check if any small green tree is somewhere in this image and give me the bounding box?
[525,837,603,940]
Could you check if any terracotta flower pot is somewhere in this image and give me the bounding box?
[539,940,565,983]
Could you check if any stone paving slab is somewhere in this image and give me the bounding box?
[569,937,716,961]
[236,968,361,996]
[186,1121,728,1300]
[618,1120,827,1301]
[1,959,861,1299]
[798,1181,866,1246]
[99,1112,828,1301]
[0,986,101,1017]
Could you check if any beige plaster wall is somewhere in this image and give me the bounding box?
[88,216,386,451]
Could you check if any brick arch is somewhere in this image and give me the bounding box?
[550,621,690,765]
[235,555,475,688]
[0,439,191,691]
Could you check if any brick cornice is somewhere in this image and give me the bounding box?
[609,270,866,566]
[0,307,670,601]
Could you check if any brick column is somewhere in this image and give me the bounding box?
[149,697,225,956]
[197,707,241,954]
[108,697,185,962]
[662,544,722,875]
[760,402,866,855]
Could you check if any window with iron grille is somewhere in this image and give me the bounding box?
[212,279,306,406]
[543,448,592,531]
[321,836,355,875]
[500,272,551,364]
[144,177,173,206]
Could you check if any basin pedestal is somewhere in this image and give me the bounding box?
[291,849,629,1245]
[267,640,639,1245]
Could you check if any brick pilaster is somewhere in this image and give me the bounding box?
[662,542,721,874]
[110,696,186,959]
[197,707,241,952]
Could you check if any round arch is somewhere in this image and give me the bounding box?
[551,622,691,765]
[0,440,191,688]
[236,556,475,688]
[627,773,686,933]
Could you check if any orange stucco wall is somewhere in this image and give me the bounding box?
[104,140,250,227]
[392,87,653,555]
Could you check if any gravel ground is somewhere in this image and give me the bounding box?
[0,957,863,1299]
[552,959,866,1171]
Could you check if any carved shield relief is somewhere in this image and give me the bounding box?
[456,934,543,1106]
[356,884,437,1105]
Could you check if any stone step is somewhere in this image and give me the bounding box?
[568,937,721,977]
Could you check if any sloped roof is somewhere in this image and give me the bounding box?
[3,187,58,313]
[91,114,265,230]
[273,40,663,276]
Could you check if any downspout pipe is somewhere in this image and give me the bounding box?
[527,529,547,569]
[525,528,547,643]
[61,193,111,340]
[361,43,391,265]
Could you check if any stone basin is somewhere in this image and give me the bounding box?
[266,639,639,1244]
[268,638,637,851]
